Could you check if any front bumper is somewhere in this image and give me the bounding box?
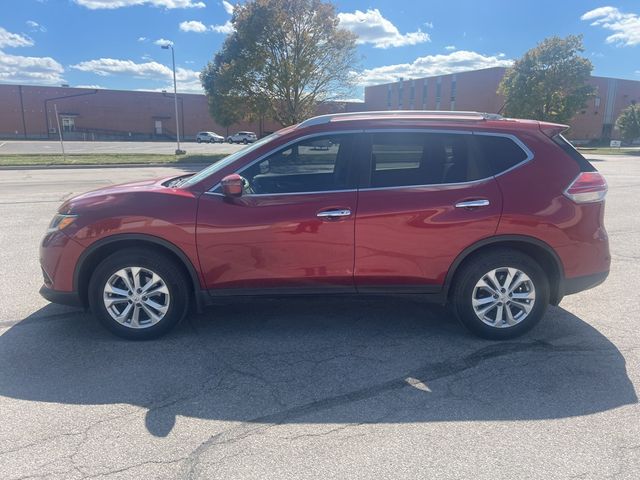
[39,285,83,307]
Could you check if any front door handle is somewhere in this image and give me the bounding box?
[316,209,352,219]
[455,199,490,209]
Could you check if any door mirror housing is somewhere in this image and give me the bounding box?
[221,174,244,197]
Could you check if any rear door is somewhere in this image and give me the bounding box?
[354,130,506,292]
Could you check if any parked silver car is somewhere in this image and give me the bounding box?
[227,131,257,144]
[196,131,225,143]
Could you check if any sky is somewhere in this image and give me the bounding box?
[0,0,639,100]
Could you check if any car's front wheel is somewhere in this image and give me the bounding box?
[88,248,189,340]
[196,138,202,143]
[451,249,549,339]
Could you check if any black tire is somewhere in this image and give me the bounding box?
[196,138,202,143]
[450,249,549,340]
[88,248,190,340]
[243,139,248,144]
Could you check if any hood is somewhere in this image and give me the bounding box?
[58,175,190,214]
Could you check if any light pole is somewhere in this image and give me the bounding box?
[161,43,185,155]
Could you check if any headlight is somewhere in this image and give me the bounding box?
[47,213,78,233]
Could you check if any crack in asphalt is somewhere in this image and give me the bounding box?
[179,340,598,479]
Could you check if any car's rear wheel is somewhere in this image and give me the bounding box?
[196,138,202,143]
[88,248,189,340]
[451,249,549,339]
[243,139,248,144]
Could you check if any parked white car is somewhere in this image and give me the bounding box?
[227,131,257,144]
[196,131,225,143]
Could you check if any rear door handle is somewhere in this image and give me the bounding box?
[455,199,490,209]
[317,209,352,219]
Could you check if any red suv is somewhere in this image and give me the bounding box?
[40,111,610,340]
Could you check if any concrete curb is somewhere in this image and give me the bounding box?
[0,163,207,171]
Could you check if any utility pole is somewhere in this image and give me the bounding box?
[161,43,186,155]
[53,104,66,162]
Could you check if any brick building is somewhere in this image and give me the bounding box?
[364,67,640,143]
[0,84,359,141]
[2,68,638,143]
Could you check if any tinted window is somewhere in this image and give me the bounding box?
[241,134,355,194]
[474,134,529,174]
[552,134,596,172]
[369,132,491,188]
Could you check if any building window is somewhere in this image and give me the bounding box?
[450,74,457,110]
[594,96,601,109]
[398,79,404,109]
[62,117,75,132]
[387,85,392,109]
[435,77,442,110]
[410,80,415,109]
[422,80,428,109]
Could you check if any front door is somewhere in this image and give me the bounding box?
[354,130,503,292]
[155,120,163,135]
[196,133,360,294]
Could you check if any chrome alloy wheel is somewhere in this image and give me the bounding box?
[472,267,536,328]
[103,267,170,329]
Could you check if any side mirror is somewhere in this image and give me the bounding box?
[221,174,244,197]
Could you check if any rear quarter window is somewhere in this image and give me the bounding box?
[474,134,530,175]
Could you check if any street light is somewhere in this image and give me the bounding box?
[161,43,186,155]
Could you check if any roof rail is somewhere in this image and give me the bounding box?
[296,110,503,129]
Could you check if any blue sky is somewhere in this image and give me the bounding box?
[1,0,639,99]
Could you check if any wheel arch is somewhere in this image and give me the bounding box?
[74,234,202,309]
[443,235,565,305]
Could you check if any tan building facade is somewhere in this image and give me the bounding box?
[363,67,640,143]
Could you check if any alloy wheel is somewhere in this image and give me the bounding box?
[471,267,536,328]
[103,266,170,329]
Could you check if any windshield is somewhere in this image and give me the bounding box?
[180,133,281,188]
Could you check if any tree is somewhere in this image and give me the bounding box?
[201,0,358,127]
[498,35,595,124]
[616,104,640,143]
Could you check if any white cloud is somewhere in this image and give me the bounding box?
[338,9,430,49]
[211,20,233,34]
[581,6,640,47]
[356,50,513,86]
[137,36,147,42]
[0,27,34,48]
[153,38,173,46]
[222,0,233,15]
[75,84,105,89]
[179,20,207,32]
[70,57,201,92]
[444,45,456,51]
[0,49,65,84]
[73,0,206,9]
[26,20,46,32]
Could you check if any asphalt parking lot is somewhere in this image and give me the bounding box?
[0,140,244,155]
[0,154,638,479]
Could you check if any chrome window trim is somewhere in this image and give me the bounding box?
[208,130,363,194]
[207,127,534,195]
[203,188,358,198]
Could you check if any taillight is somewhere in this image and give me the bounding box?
[563,172,607,204]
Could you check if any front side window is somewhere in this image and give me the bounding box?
[368,132,492,188]
[240,134,356,195]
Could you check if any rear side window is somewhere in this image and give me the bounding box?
[473,134,529,174]
[368,132,492,188]
[552,134,597,172]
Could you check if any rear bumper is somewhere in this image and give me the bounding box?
[560,270,609,297]
[39,285,83,307]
